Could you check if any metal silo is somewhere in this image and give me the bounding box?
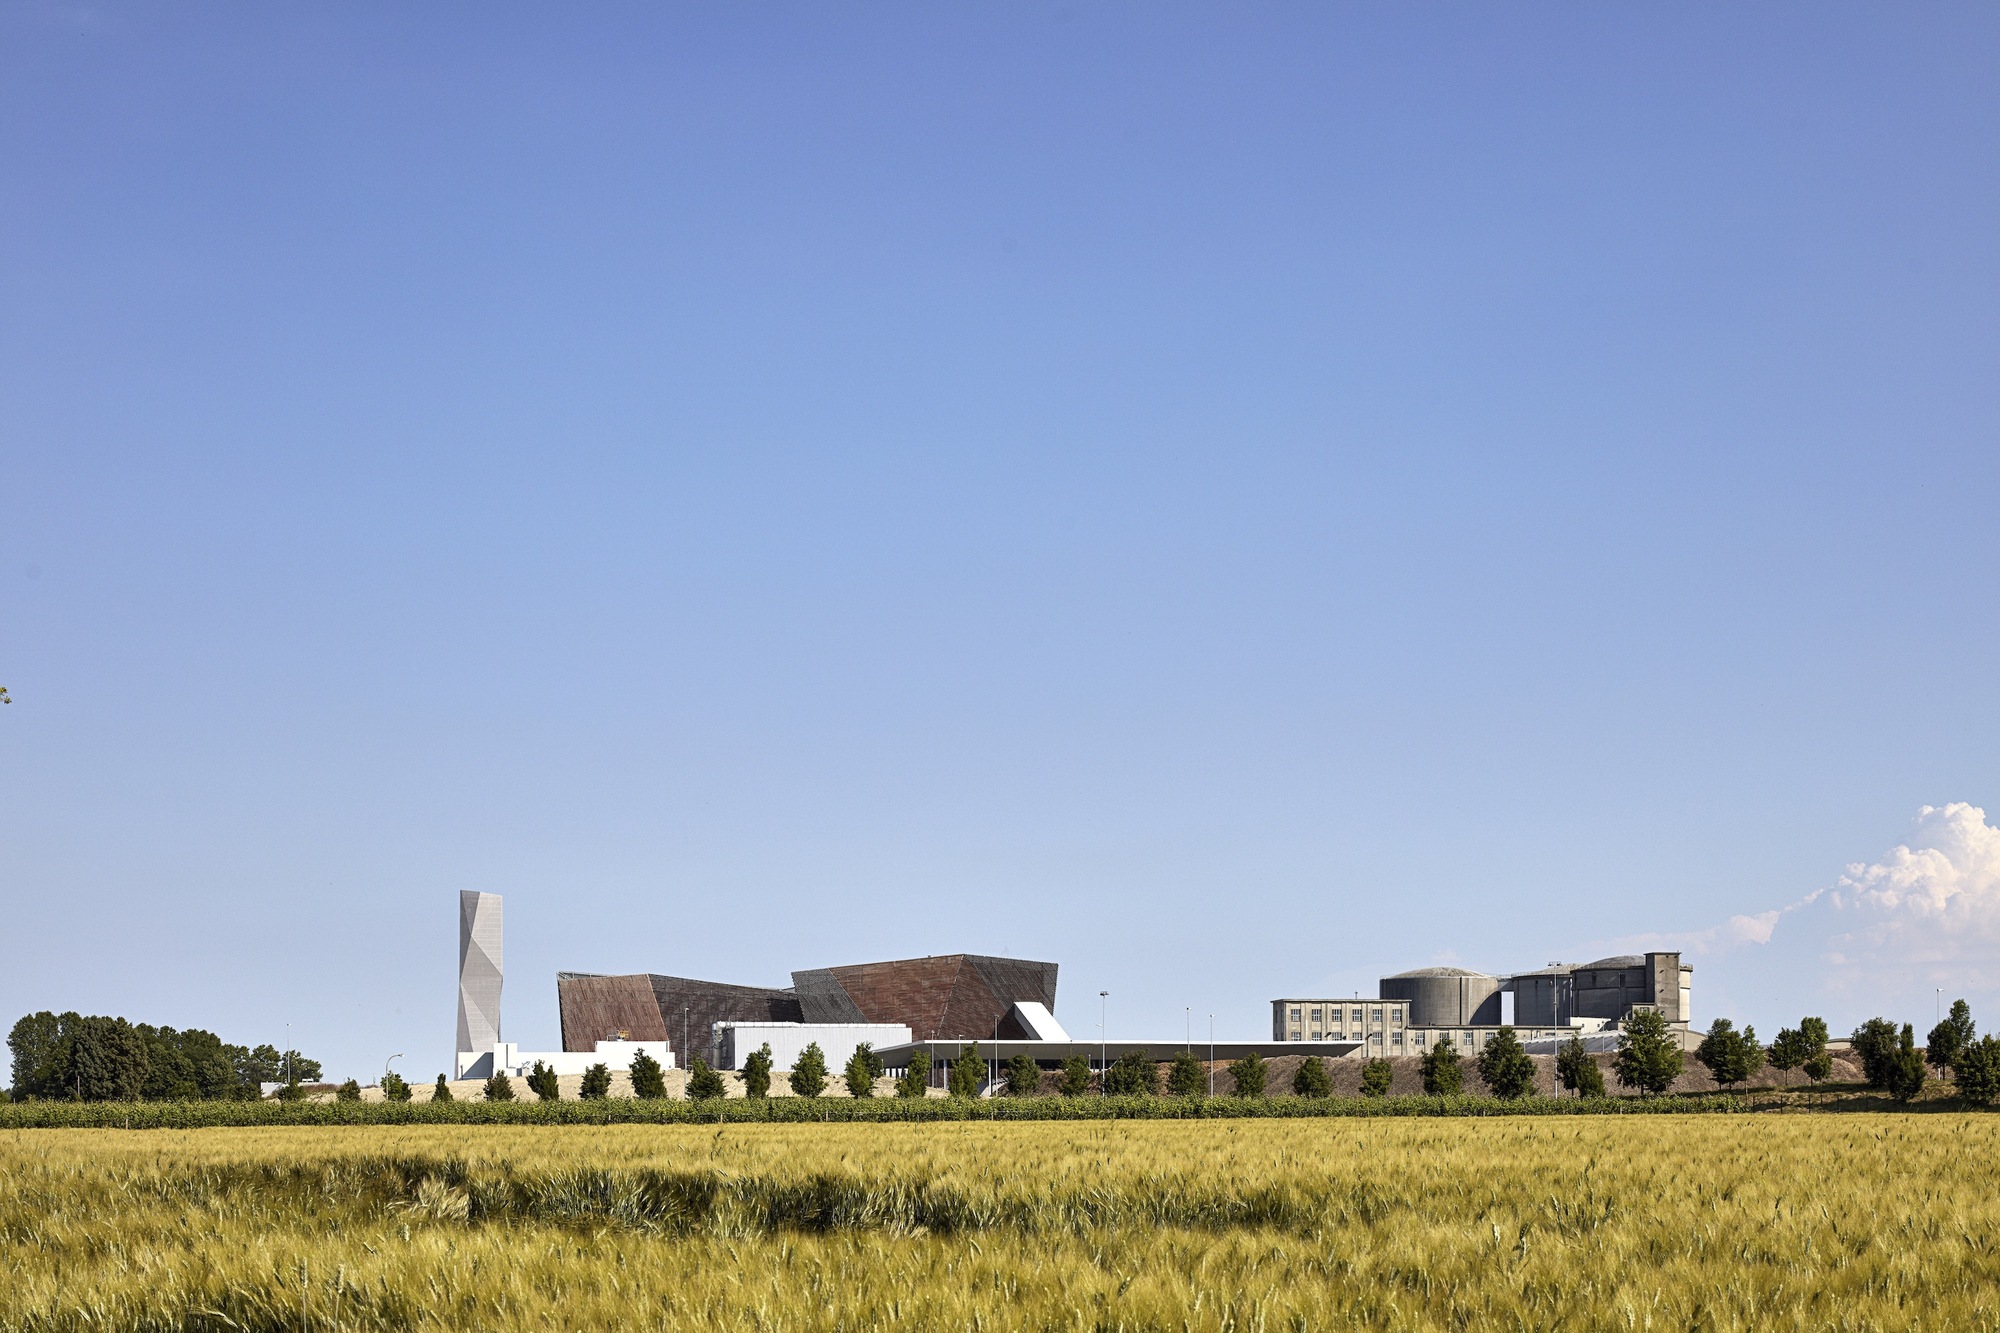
[1379,967,1502,1027]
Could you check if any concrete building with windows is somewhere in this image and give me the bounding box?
[1273,952,1694,1056]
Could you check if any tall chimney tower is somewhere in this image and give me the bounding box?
[456,891,503,1075]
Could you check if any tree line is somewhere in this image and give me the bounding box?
[6,1012,322,1102]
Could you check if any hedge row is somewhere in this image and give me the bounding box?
[0,1092,1744,1129]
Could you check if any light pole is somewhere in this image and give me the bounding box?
[384,1054,402,1087]
[1208,1015,1214,1097]
[683,1007,690,1072]
[1099,991,1109,1096]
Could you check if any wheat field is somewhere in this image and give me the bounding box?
[6,1115,1999,1331]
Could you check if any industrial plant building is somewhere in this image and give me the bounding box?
[1272,952,1693,1055]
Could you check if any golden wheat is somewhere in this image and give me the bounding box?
[5,1116,1999,1330]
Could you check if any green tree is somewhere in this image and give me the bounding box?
[380,1072,410,1102]
[628,1051,667,1099]
[1421,1040,1463,1097]
[1104,1048,1157,1097]
[1058,1054,1093,1097]
[335,1078,362,1102]
[1767,1028,1810,1082]
[1613,1009,1684,1096]
[843,1043,885,1098]
[483,1071,515,1101]
[1360,1057,1393,1097]
[947,1044,984,1098]
[8,1012,62,1099]
[1004,1052,1042,1097]
[1226,1051,1268,1097]
[1695,1018,1765,1089]
[1555,1037,1602,1097]
[1928,999,1976,1077]
[1167,1049,1206,1097]
[740,1044,773,1099]
[1291,1054,1332,1098]
[1477,1027,1536,1099]
[790,1042,828,1098]
[1804,1050,1834,1083]
[895,1050,933,1099]
[431,1075,453,1103]
[686,1056,726,1101]
[1953,1035,2000,1106]
[578,1063,611,1100]
[1851,1018,1901,1089]
[525,1061,560,1101]
[1886,1023,1927,1103]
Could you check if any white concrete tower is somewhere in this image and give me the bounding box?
[456,891,503,1075]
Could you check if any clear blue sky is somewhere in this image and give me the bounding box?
[4,5,1997,1081]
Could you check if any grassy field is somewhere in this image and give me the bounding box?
[7,1115,2000,1331]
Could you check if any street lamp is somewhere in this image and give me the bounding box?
[1099,991,1109,1095]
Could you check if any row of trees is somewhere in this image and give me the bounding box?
[7,1012,320,1102]
[1846,999,2000,1105]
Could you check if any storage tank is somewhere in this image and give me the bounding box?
[1508,966,1574,1027]
[1379,967,1502,1027]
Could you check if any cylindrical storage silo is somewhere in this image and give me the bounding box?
[1379,967,1502,1027]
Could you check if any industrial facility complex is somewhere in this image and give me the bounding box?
[1272,952,1695,1055]
[452,893,1695,1087]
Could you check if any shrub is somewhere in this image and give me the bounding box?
[1478,1028,1536,1100]
[525,1061,560,1102]
[843,1044,884,1099]
[947,1045,984,1098]
[1613,1009,1683,1096]
[1851,1018,1900,1089]
[1694,1019,1764,1089]
[335,1079,362,1102]
[1104,1049,1157,1097]
[1555,1037,1603,1098]
[431,1075,453,1103]
[895,1051,932,1099]
[1886,1024,1927,1104]
[1226,1051,1267,1097]
[686,1057,726,1101]
[790,1043,828,1099]
[380,1072,410,1102]
[1004,1053,1042,1097]
[628,1052,667,1100]
[1057,1055,1093,1097]
[1421,1041,1463,1097]
[1928,1000,1976,1076]
[1291,1055,1332,1099]
[741,1045,773,1099]
[1953,1035,2000,1106]
[1803,1051,1834,1083]
[483,1072,515,1102]
[1360,1058,1392,1098]
[578,1063,611,1100]
[1167,1050,1206,1098]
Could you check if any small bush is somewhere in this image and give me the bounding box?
[1167,1050,1206,1098]
[431,1075,453,1103]
[843,1044,884,1099]
[628,1052,667,1100]
[578,1064,611,1100]
[790,1043,828,1099]
[947,1045,984,1098]
[686,1057,726,1101]
[1226,1052,1267,1097]
[1291,1056,1332,1099]
[1555,1038,1603,1098]
[335,1079,362,1103]
[1058,1055,1093,1097]
[1360,1058,1392,1098]
[1422,1040,1464,1097]
[525,1061,560,1102]
[380,1072,410,1103]
[1104,1049,1157,1097]
[483,1072,515,1102]
[1004,1053,1042,1097]
[895,1051,932,1099]
[741,1044,773,1099]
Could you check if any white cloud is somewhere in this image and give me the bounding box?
[1819,802,2000,974]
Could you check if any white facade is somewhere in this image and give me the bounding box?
[457,1039,675,1081]
[456,892,503,1063]
[713,1022,912,1072]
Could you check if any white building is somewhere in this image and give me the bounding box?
[456,1039,675,1081]
[713,1022,912,1073]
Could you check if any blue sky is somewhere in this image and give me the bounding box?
[3,5,1998,1080]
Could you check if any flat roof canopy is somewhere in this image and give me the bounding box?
[876,1038,1364,1064]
